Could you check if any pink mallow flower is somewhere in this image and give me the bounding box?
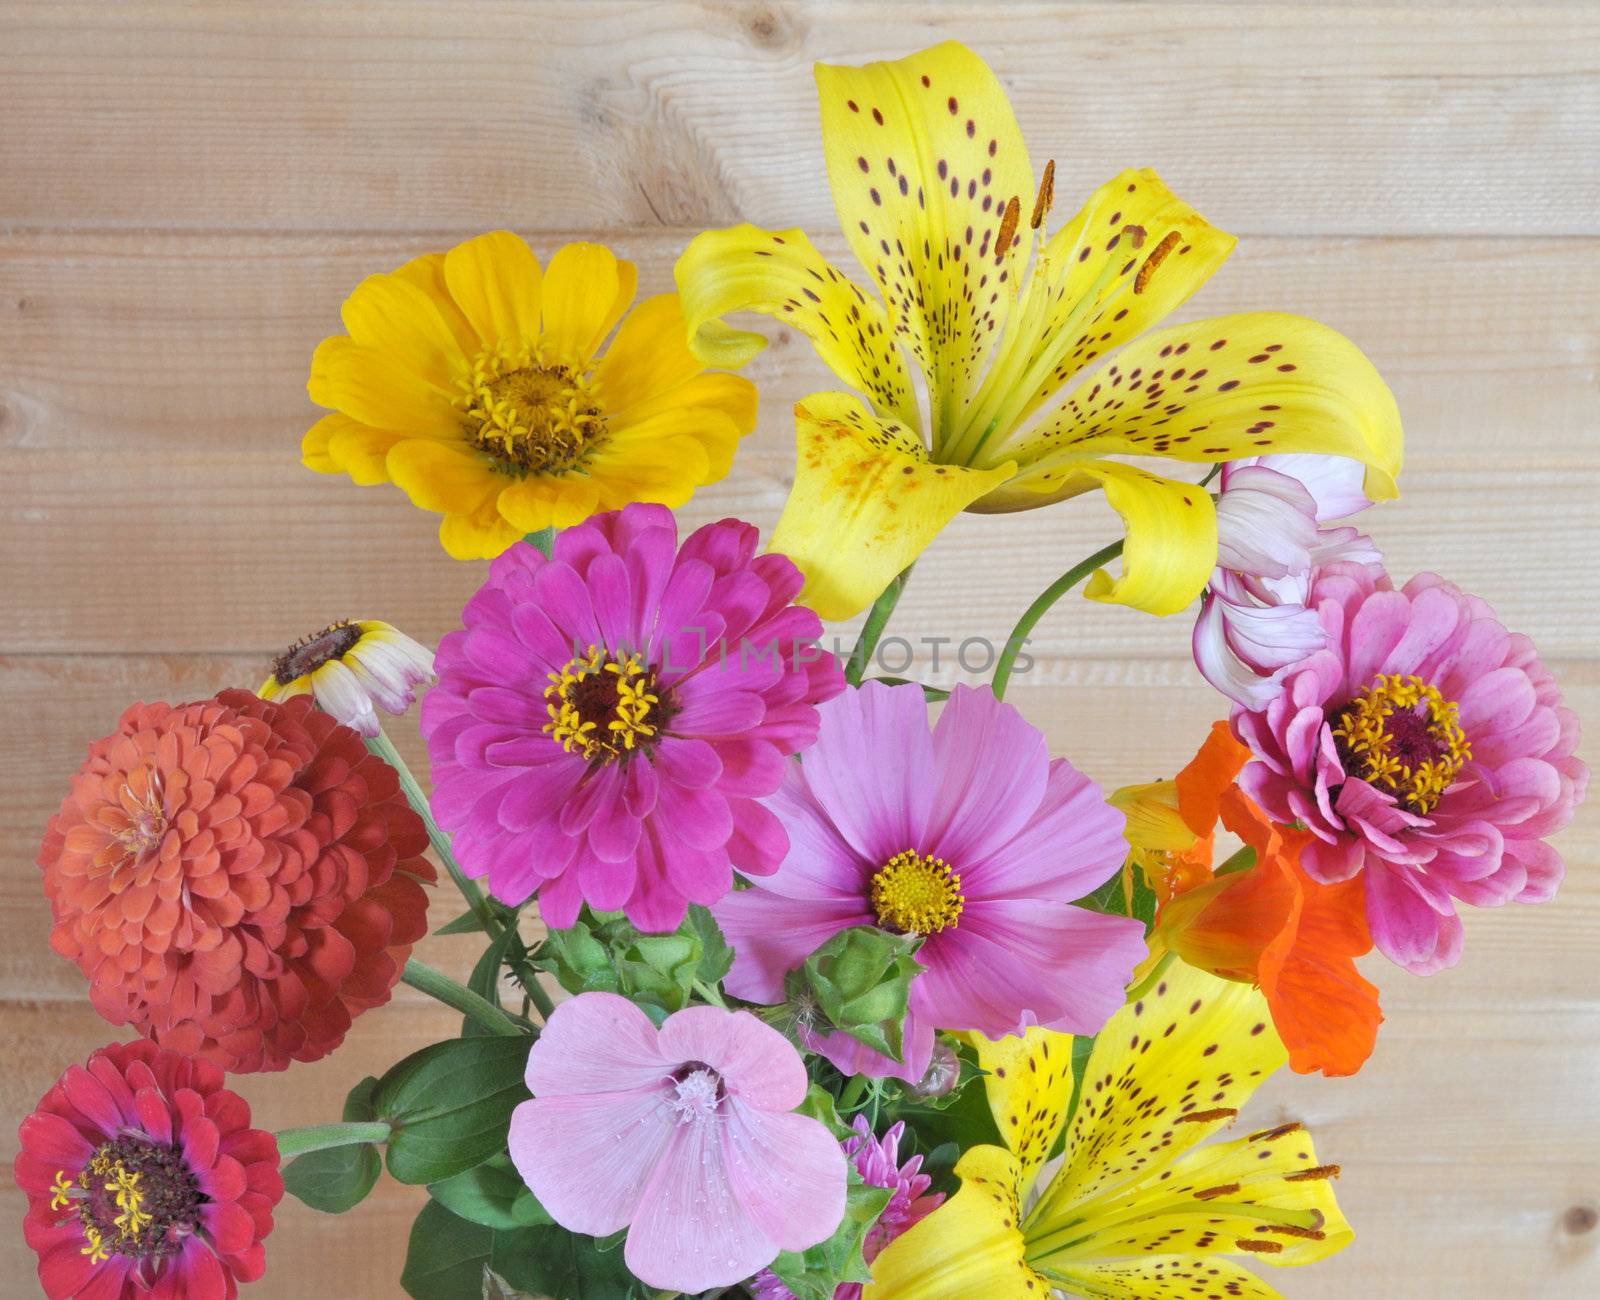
[508,992,847,1293]
[422,503,844,932]
[1234,565,1586,974]
[1195,454,1382,709]
[714,682,1147,1082]
[749,1115,943,1300]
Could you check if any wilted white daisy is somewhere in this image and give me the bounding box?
[260,619,434,737]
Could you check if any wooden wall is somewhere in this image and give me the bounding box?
[1,3,1595,1295]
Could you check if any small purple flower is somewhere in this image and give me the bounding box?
[422,503,844,932]
[508,992,847,1293]
[1195,455,1381,709]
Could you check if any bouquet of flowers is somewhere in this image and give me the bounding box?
[18,42,1585,1300]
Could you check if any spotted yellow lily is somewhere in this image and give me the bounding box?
[862,962,1350,1297]
[676,42,1402,619]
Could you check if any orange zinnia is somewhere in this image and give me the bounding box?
[1121,721,1383,1076]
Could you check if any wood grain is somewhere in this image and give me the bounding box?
[1,2,1596,1297]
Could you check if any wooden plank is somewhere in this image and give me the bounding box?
[2,450,1596,659]
[3,231,1596,462]
[0,4,1595,236]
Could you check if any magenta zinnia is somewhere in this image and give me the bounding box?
[422,502,845,932]
[1234,566,1587,974]
[714,681,1147,1081]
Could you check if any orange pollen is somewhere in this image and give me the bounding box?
[1136,231,1182,294]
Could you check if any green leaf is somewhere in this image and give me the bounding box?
[788,926,923,1061]
[1077,867,1159,933]
[435,910,488,936]
[374,1037,532,1185]
[402,1200,499,1300]
[481,1270,537,1300]
[766,1180,893,1300]
[683,903,735,986]
[463,928,516,1038]
[1216,845,1258,876]
[282,1075,383,1214]
[429,1153,551,1231]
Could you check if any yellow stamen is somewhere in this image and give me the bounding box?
[80,1225,109,1264]
[49,1171,74,1211]
[870,850,965,935]
[543,645,661,762]
[457,343,606,476]
[1330,673,1471,814]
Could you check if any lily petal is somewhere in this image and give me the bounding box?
[769,392,1014,619]
[864,1145,1050,1299]
[988,312,1403,505]
[968,1026,1074,1192]
[816,41,1034,436]
[952,167,1235,461]
[676,223,918,427]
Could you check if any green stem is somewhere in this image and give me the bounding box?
[366,728,494,932]
[274,1121,392,1159]
[990,540,1123,700]
[692,980,727,1009]
[837,1074,869,1112]
[402,958,526,1036]
[522,971,557,1019]
[1125,950,1177,1004]
[845,567,912,687]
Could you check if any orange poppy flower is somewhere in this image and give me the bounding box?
[1122,721,1383,1077]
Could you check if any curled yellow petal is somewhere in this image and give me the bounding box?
[675,223,918,426]
[864,1146,1050,1300]
[770,392,1014,620]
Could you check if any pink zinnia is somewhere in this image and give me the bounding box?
[1195,454,1381,709]
[1234,566,1586,974]
[16,1040,282,1299]
[749,1115,943,1300]
[508,992,847,1293]
[713,682,1147,1081]
[422,503,844,932]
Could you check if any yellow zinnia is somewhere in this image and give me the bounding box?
[865,963,1350,1297]
[304,232,757,559]
[676,42,1402,619]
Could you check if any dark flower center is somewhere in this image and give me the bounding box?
[463,362,606,476]
[1328,672,1471,814]
[543,646,666,762]
[272,620,362,684]
[52,1135,205,1266]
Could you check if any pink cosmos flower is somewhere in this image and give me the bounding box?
[422,503,844,932]
[713,682,1147,1082]
[1234,565,1586,974]
[1195,455,1381,709]
[749,1115,943,1300]
[507,992,847,1293]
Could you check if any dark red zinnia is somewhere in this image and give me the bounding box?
[16,1040,283,1298]
[37,689,434,1072]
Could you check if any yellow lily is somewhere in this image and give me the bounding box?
[863,963,1350,1298]
[676,42,1402,619]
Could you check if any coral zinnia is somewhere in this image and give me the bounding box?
[508,992,847,1293]
[304,231,757,559]
[16,1039,283,1299]
[713,682,1147,1082]
[422,503,844,932]
[37,690,434,1071]
[258,618,434,738]
[1234,567,1587,974]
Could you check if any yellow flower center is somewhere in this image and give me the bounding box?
[1330,673,1471,814]
[459,345,606,476]
[870,850,964,935]
[543,646,663,762]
